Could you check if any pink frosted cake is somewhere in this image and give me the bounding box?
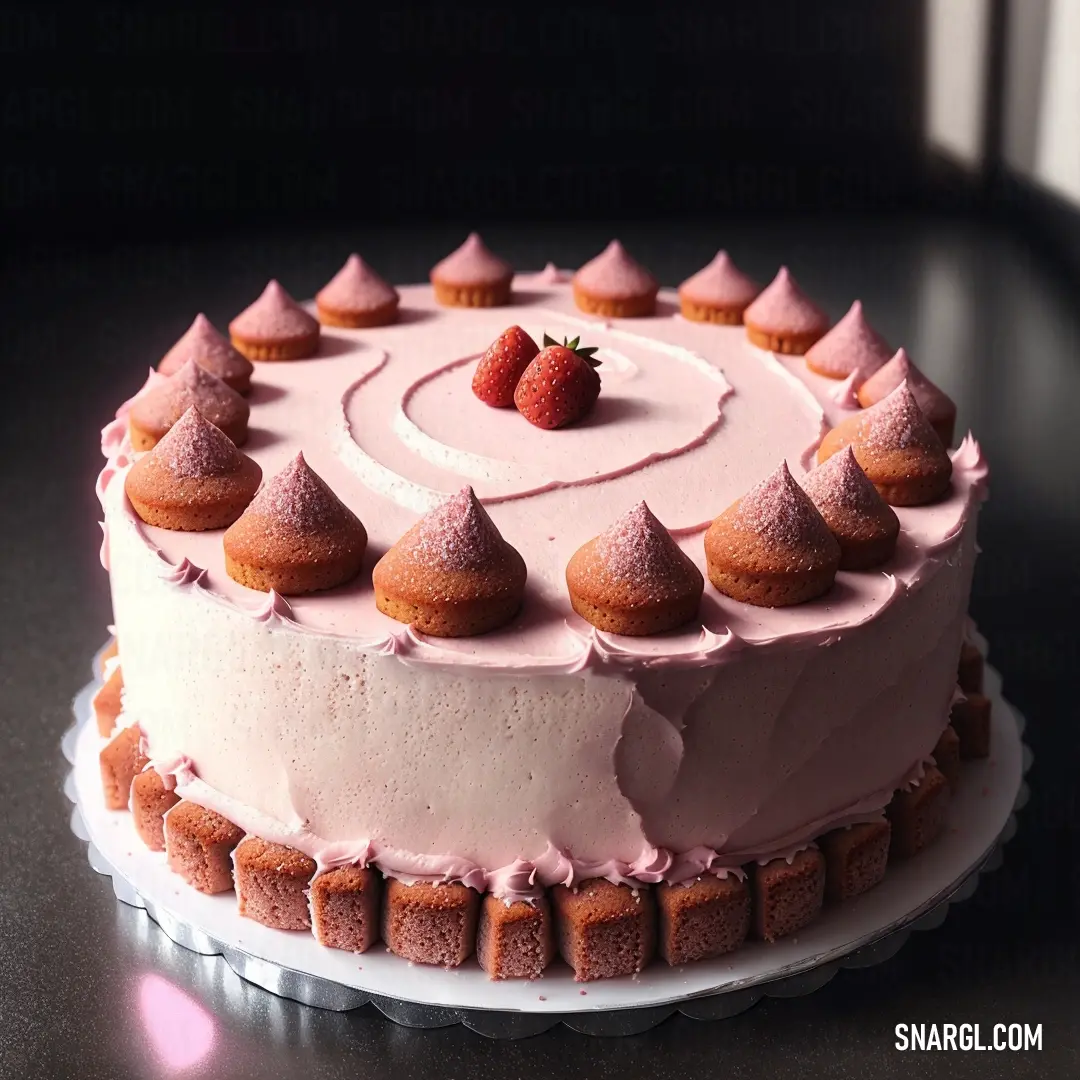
[93,242,990,982]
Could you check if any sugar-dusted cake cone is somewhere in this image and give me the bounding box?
[316,254,400,328]
[857,347,957,446]
[129,359,249,451]
[373,486,526,637]
[566,501,703,635]
[125,407,262,531]
[572,240,658,318]
[800,446,900,569]
[704,462,840,606]
[430,233,513,308]
[223,452,367,594]
[744,267,829,354]
[803,300,891,381]
[678,250,760,325]
[229,280,320,361]
[817,381,953,505]
[158,313,254,393]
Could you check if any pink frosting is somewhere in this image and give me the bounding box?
[951,432,988,492]
[108,283,983,661]
[149,406,245,478]
[830,370,862,408]
[101,278,986,900]
[744,267,829,336]
[803,300,891,380]
[250,589,295,624]
[229,280,319,342]
[678,250,760,309]
[573,240,658,299]
[158,314,252,383]
[535,262,569,284]
[859,348,957,425]
[101,368,169,459]
[157,556,207,588]
[316,254,399,313]
[430,232,512,286]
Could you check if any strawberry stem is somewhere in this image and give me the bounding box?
[542,331,601,367]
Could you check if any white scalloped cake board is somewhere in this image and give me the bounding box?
[71,645,1023,1015]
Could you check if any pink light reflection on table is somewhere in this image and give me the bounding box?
[138,973,216,1071]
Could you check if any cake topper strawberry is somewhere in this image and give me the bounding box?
[472,325,540,407]
[513,333,601,429]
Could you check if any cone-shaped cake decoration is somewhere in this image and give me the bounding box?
[373,486,526,637]
[430,233,513,308]
[743,267,830,355]
[125,407,262,531]
[801,446,900,569]
[229,280,320,361]
[817,381,953,506]
[573,240,658,318]
[158,313,254,394]
[857,348,957,446]
[678,250,761,325]
[704,462,840,606]
[803,300,891,382]
[566,502,704,635]
[129,359,250,451]
[316,254,400,328]
[223,452,367,594]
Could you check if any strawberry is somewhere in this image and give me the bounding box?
[513,334,601,429]
[472,325,540,407]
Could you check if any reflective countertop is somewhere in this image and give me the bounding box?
[2,218,1077,1079]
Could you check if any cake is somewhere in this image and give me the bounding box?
[678,251,760,325]
[93,250,990,982]
[316,254,400,328]
[572,240,658,317]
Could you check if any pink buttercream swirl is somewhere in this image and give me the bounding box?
[313,839,376,872]
[96,457,131,510]
[574,240,657,299]
[829,369,862,408]
[430,232,512,286]
[147,753,196,792]
[951,433,988,499]
[98,521,110,572]
[485,858,542,902]
[155,555,208,588]
[534,262,569,284]
[375,850,489,892]
[250,589,296,624]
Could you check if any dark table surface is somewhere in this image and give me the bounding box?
[2,217,1078,1080]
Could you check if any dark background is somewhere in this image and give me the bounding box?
[2,3,1079,1078]
[4,0,935,243]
